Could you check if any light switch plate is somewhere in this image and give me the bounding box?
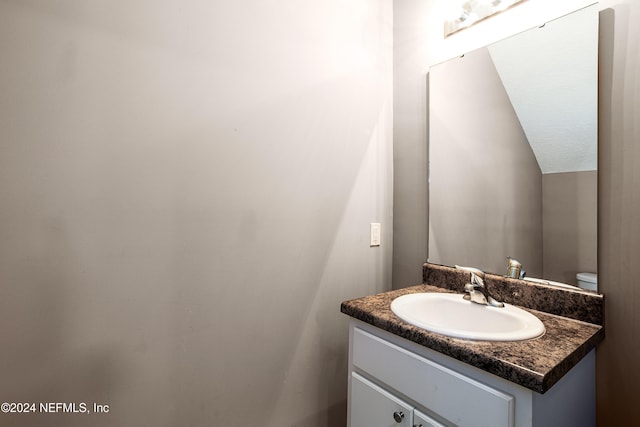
[370,223,381,247]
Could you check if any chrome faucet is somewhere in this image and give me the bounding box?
[455,265,504,308]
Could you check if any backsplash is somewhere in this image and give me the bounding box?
[424,263,604,326]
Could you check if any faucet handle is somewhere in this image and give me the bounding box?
[456,265,504,308]
[455,265,485,286]
[455,265,485,278]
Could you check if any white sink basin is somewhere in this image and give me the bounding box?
[390,293,545,341]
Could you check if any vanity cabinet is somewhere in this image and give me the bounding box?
[347,320,596,427]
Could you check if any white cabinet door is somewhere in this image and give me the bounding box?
[351,372,414,427]
[413,409,447,427]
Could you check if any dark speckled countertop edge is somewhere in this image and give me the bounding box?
[341,283,604,394]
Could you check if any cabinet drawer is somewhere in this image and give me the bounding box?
[352,327,514,427]
[351,372,414,427]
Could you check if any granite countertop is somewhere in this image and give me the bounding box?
[341,265,605,394]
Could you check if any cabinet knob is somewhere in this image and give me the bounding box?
[393,411,405,423]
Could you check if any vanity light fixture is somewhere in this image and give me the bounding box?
[444,0,527,37]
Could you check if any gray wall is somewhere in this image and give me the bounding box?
[428,47,543,277]
[392,1,429,288]
[542,171,597,284]
[0,1,393,426]
[597,3,640,423]
[394,0,640,423]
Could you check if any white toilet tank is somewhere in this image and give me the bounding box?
[576,272,597,291]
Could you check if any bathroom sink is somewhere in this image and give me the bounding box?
[390,293,545,341]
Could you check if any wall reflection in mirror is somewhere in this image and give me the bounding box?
[428,5,598,291]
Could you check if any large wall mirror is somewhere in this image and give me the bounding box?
[428,4,599,290]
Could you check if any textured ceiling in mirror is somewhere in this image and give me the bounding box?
[445,0,527,37]
[486,9,598,173]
